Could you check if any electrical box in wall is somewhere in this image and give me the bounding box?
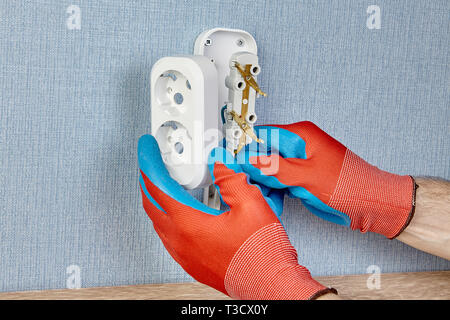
[194,28,264,155]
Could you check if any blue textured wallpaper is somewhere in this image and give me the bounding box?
[0,0,449,292]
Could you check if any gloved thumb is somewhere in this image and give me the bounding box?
[208,147,279,214]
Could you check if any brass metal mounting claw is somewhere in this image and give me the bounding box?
[229,110,264,154]
[234,62,267,97]
[228,62,268,154]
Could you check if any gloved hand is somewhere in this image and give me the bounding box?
[238,121,416,239]
[138,134,335,299]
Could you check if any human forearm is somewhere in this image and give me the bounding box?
[396,177,450,260]
[306,177,449,301]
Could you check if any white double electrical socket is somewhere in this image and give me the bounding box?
[151,56,218,189]
[151,28,261,193]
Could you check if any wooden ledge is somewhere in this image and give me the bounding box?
[0,271,449,300]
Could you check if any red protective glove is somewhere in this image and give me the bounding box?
[239,121,417,239]
[138,134,335,299]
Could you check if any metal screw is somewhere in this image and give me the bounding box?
[205,38,212,46]
[236,39,244,47]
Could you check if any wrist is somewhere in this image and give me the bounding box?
[363,172,416,238]
[388,176,418,239]
[224,223,334,299]
[328,150,416,238]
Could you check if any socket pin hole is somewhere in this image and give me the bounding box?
[174,92,184,105]
[163,121,178,130]
[162,72,177,81]
[174,142,184,154]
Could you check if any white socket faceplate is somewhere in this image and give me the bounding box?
[151,56,219,189]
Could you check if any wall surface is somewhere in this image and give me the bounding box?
[0,0,449,292]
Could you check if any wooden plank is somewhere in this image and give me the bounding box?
[0,271,448,300]
[318,271,450,300]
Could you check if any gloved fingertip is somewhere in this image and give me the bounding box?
[138,134,159,162]
[137,134,170,183]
